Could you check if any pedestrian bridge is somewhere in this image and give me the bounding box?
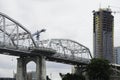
[0,38,91,65]
[0,12,92,80]
[0,12,92,65]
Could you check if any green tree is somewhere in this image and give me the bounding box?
[46,75,51,80]
[86,58,111,80]
[62,73,85,80]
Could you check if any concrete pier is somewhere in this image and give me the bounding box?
[36,56,46,80]
[16,56,46,80]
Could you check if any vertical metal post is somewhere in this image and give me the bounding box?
[3,17,5,45]
[59,40,66,57]
[16,25,19,46]
[28,36,30,48]
[81,47,82,61]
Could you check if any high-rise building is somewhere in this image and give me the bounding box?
[93,8,114,63]
[114,47,120,64]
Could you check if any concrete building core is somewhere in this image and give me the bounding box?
[93,8,114,63]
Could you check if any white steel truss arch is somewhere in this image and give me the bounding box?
[39,39,92,60]
[0,12,37,49]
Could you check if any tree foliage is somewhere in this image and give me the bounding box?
[86,58,111,80]
[62,73,85,80]
[46,75,51,80]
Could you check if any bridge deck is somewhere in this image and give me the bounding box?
[0,43,90,65]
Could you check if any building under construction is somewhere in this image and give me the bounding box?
[93,8,114,63]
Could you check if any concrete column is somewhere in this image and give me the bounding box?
[36,56,46,80]
[16,57,27,80]
[16,56,46,80]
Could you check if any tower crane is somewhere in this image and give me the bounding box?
[112,11,120,14]
[32,29,46,41]
[108,5,120,14]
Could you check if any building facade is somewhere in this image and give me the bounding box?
[93,8,114,63]
[114,47,120,64]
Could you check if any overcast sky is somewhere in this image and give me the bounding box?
[0,0,120,80]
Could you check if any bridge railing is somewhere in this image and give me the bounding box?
[0,41,29,51]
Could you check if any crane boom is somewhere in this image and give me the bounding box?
[32,29,46,41]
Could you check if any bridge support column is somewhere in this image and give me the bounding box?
[16,57,27,80]
[16,56,46,80]
[36,56,46,80]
